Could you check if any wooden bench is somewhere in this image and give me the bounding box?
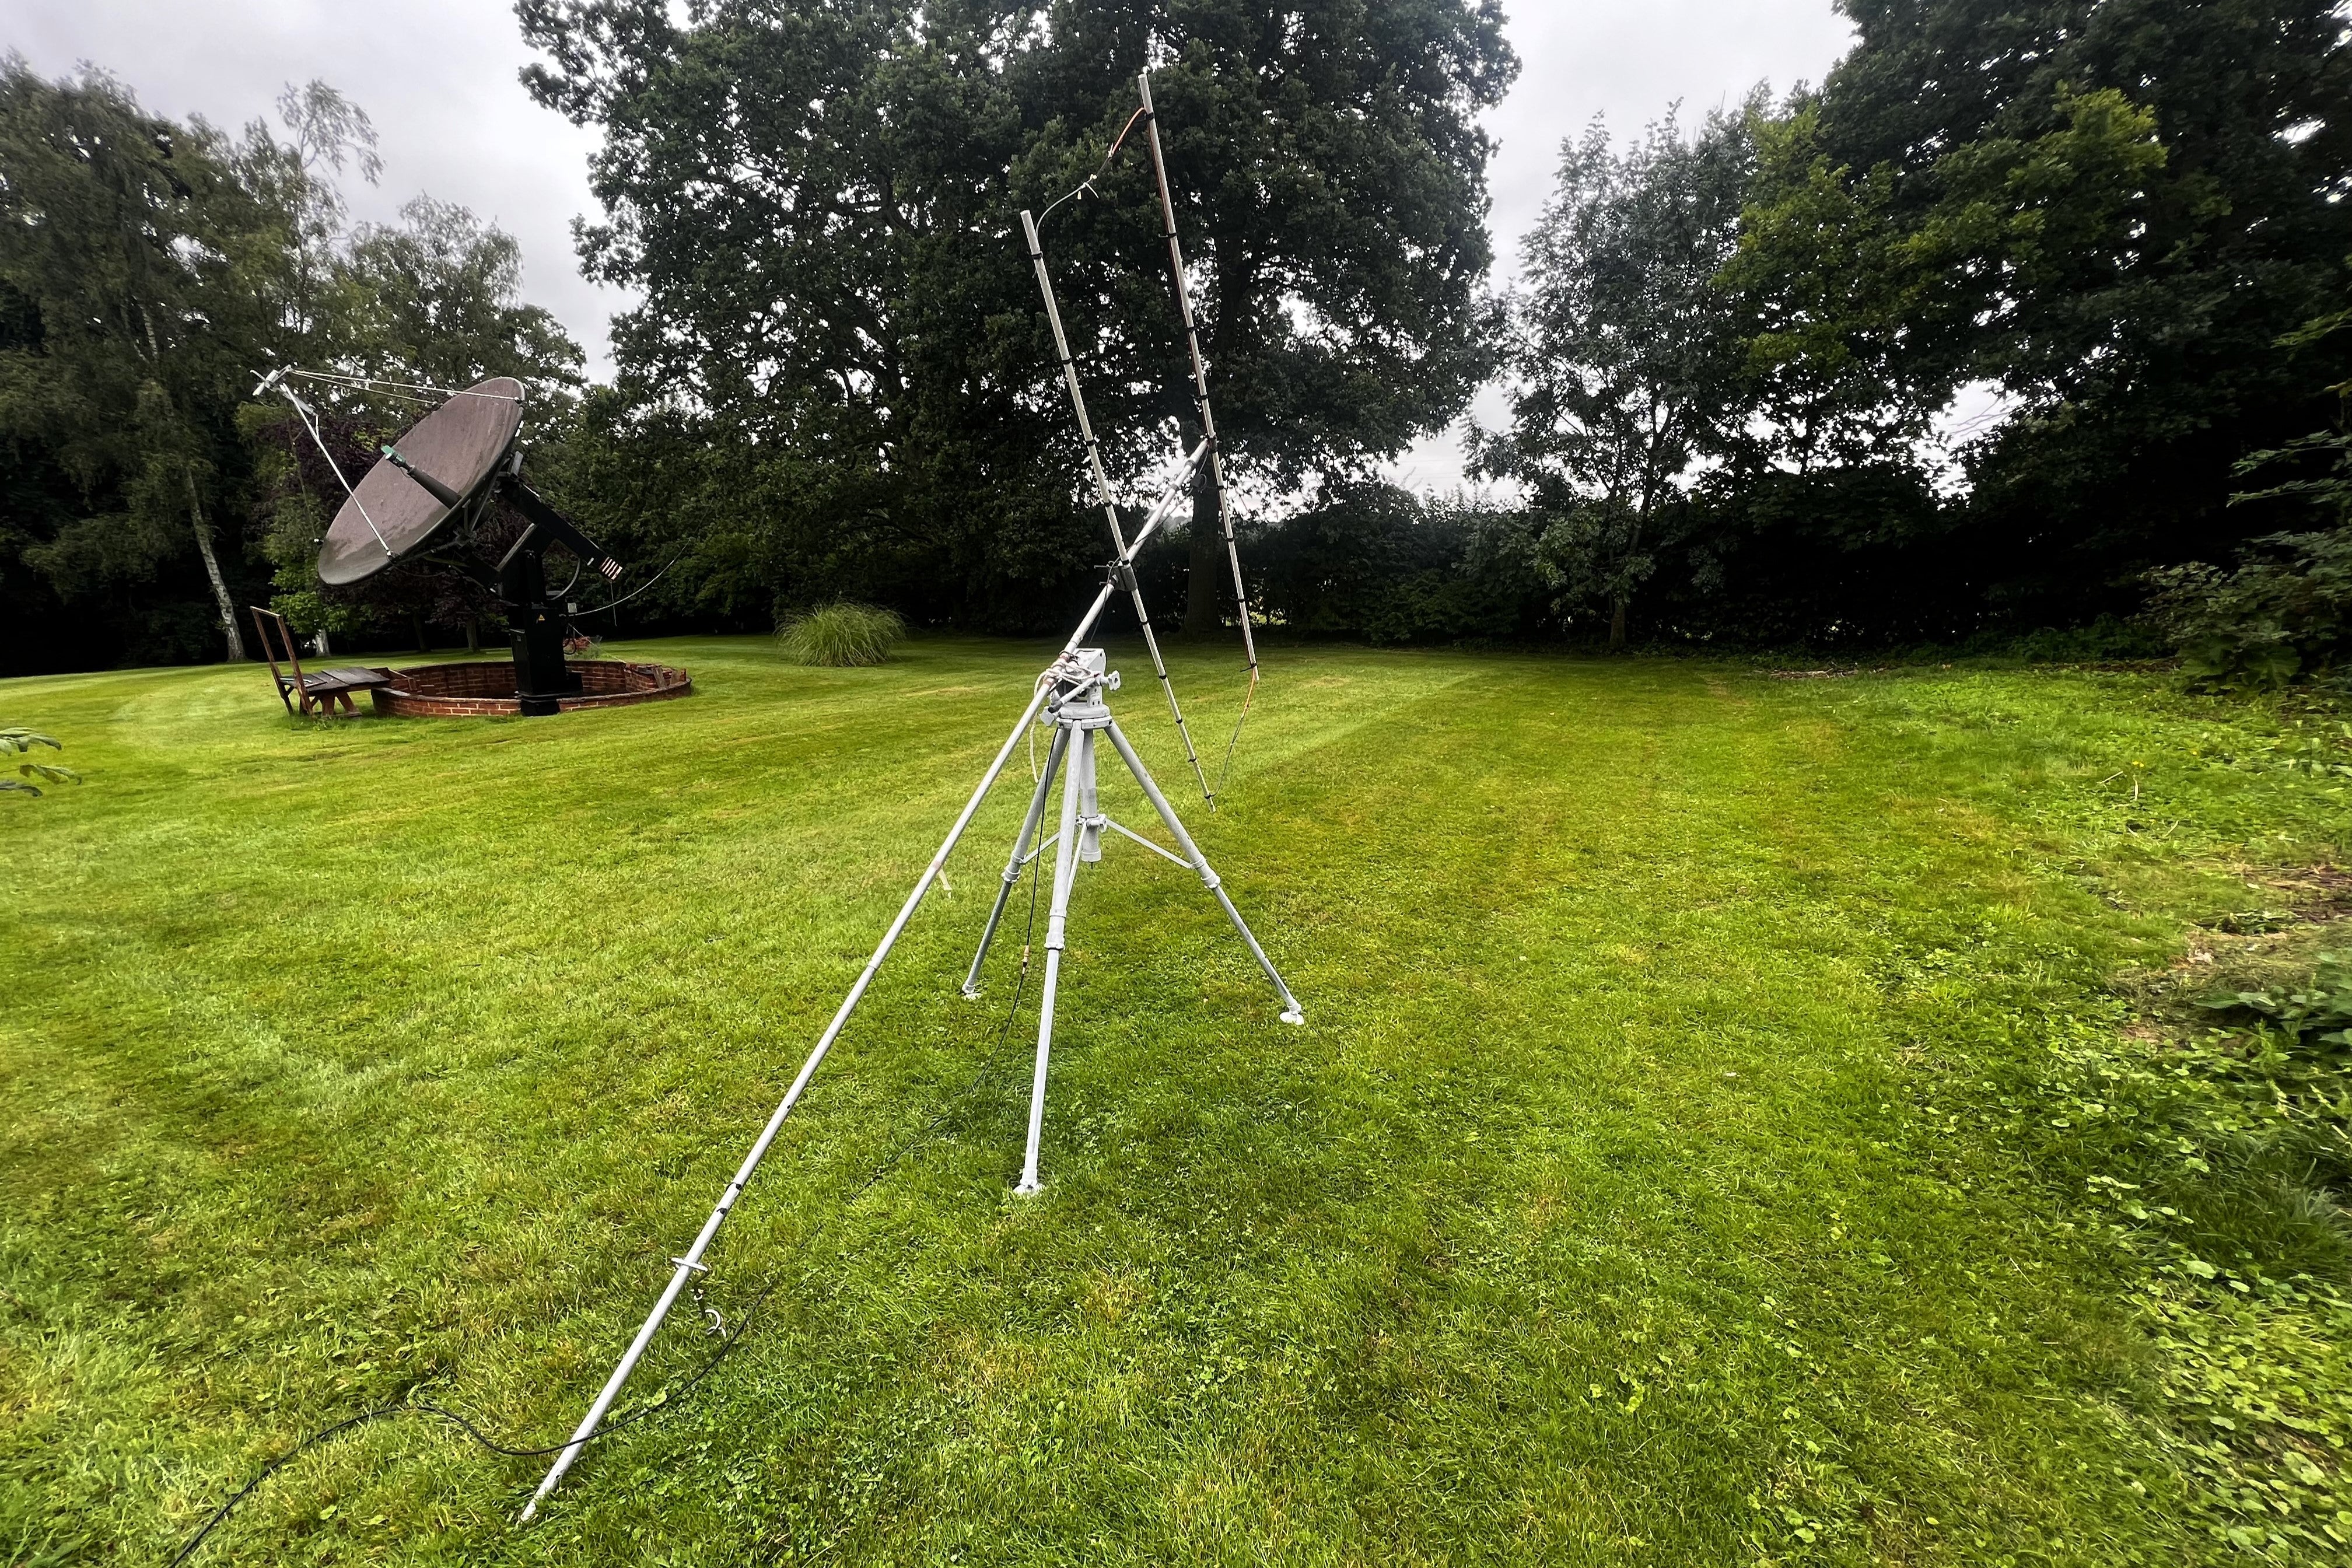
[249,607,394,718]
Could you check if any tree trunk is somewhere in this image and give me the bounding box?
[1179,236,1249,637]
[316,628,334,657]
[465,613,481,653]
[412,614,431,653]
[1608,494,1665,653]
[186,467,246,662]
[1183,474,1222,634]
[1609,500,1648,650]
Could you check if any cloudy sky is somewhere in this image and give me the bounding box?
[10,1,1857,489]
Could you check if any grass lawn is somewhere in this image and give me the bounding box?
[4,635,2348,1564]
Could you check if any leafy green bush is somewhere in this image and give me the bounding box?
[2202,950,2352,1066]
[2141,281,2351,690]
[2144,528,2352,689]
[775,601,906,667]
[1251,485,1538,643]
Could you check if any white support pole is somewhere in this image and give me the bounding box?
[1016,732,1088,1195]
[1019,209,1132,564]
[520,676,1056,1520]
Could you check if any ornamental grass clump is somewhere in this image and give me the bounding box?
[776,601,906,667]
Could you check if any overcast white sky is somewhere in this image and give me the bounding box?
[8,1,1859,491]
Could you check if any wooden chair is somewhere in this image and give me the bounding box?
[249,607,394,718]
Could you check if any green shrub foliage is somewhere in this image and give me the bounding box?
[2145,530,2352,690]
[2142,274,2351,688]
[2202,950,2352,1066]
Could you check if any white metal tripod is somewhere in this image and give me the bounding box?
[966,648,1303,1194]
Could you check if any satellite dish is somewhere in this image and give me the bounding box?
[261,367,624,715]
[317,376,524,584]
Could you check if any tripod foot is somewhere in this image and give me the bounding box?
[1014,1177,1042,1196]
[1280,1008,1305,1026]
[960,985,984,1000]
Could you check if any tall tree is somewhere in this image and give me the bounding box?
[513,0,1515,632]
[518,0,1077,628]
[1478,107,1755,646]
[327,194,585,408]
[1716,103,1939,477]
[0,60,303,668]
[272,80,382,342]
[1738,0,2352,621]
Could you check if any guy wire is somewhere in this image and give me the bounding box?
[1213,664,1259,803]
[582,554,683,618]
[167,850,1051,1564]
[1028,667,1053,780]
[286,369,521,403]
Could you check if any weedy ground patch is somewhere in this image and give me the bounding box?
[2,639,2346,1564]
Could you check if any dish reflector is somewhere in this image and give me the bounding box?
[316,377,524,586]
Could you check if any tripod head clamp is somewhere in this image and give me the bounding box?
[1042,648,1119,720]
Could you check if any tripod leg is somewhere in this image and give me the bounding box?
[1101,718,1303,1024]
[963,724,1069,998]
[1017,729,1088,1194]
[1076,723,1102,861]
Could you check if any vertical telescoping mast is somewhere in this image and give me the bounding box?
[1019,208,1213,805]
[1137,71,1261,686]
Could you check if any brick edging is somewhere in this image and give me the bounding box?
[369,660,692,718]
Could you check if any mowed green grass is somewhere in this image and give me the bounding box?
[0,637,2340,1564]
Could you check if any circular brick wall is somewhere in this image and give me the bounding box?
[370,659,691,718]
